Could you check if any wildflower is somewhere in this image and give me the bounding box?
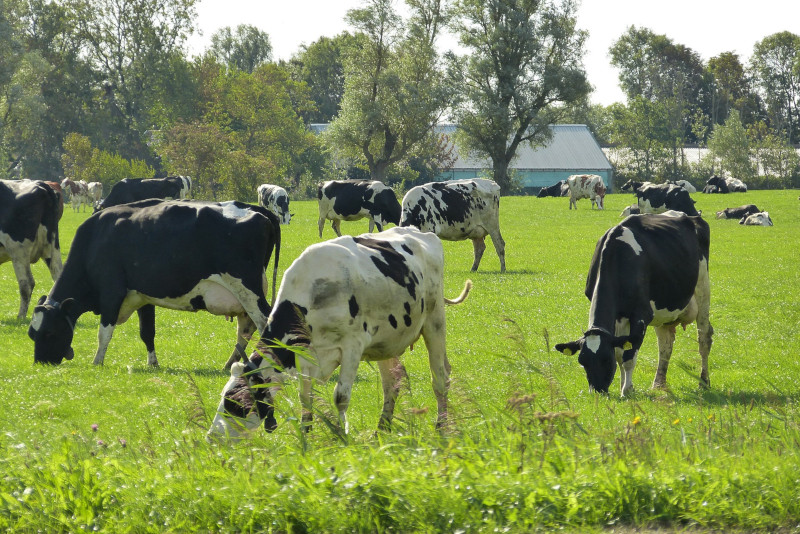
[97,440,106,447]
[632,416,641,426]
[707,413,716,422]
[91,424,98,432]
[672,418,680,425]
[119,439,127,448]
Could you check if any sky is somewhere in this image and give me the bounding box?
[186,0,797,107]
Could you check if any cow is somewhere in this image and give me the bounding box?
[536,180,570,198]
[257,184,292,225]
[702,175,747,194]
[635,183,700,216]
[95,176,192,211]
[60,178,91,212]
[400,178,506,273]
[0,180,63,320]
[28,199,281,368]
[87,181,103,208]
[620,204,641,217]
[317,180,401,237]
[207,226,472,440]
[554,213,712,396]
[739,212,773,226]
[620,180,650,193]
[567,174,606,209]
[715,204,760,220]
[671,180,697,194]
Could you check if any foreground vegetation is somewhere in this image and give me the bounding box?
[1,190,799,532]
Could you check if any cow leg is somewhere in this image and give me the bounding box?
[652,325,676,389]
[222,314,257,370]
[470,236,486,272]
[377,357,407,431]
[618,349,639,397]
[332,219,342,237]
[317,216,326,238]
[332,344,365,434]
[137,305,158,367]
[695,260,713,388]
[44,245,63,282]
[489,229,506,273]
[11,259,34,320]
[93,323,116,365]
[422,310,450,428]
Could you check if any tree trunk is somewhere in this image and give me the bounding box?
[492,157,512,194]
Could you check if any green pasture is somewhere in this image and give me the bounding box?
[1,190,799,532]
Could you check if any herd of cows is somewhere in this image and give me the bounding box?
[0,171,775,441]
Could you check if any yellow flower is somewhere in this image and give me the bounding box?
[672,418,680,425]
[632,416,642,426]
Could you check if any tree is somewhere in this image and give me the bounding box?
[708,111,756,181]
[750,31,800,144]
[326,0,453,183]
[707,51,762,129]
[606,98,672,184]
[450,0,590,193]
[208,24,272,73]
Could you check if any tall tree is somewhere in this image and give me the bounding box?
[450,0,590,193]
[326,0,453,183]
[750,31,800,144]
[208,24,272,73]
[707,51,762,128]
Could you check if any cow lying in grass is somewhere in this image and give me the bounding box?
[555,213,712,396]
[208,226,472,440]
[739,212,773,226]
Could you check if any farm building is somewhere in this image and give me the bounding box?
[436,124,613,193]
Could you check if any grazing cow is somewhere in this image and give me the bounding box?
[207,227,472,440]
[739,212,773,226]
[567,174,606,209]
[702,175,747,194]
[400,178,506,273]
[87,182,103,208]
[60,178,91,212]
[28,199,280,368]
[257,184,292,225]
[96,176,192,210]
[715,204,760,220]
[536,180,570,198]
[0,180,63,320]
[635,183,700,216]
[317,180,401,237]
[555,213,712,396]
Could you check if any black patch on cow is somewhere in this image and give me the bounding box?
[261,299,310,370]
[636,184,699,216]
[401,244,413,255]
[190,296,206,310]
[349,295,359,318]
[388,314,398,328]
[420,298,425,311]
[363,321,368,332]
[353,236,417,299]
[403,302,411,314]
[403,315,412,327]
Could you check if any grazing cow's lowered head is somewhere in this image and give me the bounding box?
[28,297,77,364]
[257,184,292,225]
[739,212,773,226]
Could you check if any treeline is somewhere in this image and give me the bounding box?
[1,0,798,199]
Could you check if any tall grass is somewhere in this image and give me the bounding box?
[1,190,799,532]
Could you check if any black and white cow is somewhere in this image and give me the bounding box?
[567,174,606,209]
[739,212,773,226]
[60,178,91,212]
[671,180,697,194]
[635,183,700,216]
[400,178,506,273]
[702,175,747,194]
[257,184,292,225]
[95,176,192,210]
[207,227,472,440]
[620,180,650,193]
[87,181,103,208]
[715,204,760,220]
[0,180,63,320]
[555,213,712,396]
[536,180,570,198]
[619,204,641,217]
[28,199,280,368]
[317,180,401,237]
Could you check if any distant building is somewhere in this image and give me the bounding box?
[437,124,613,193]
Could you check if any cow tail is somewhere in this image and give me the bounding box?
[444,279,473,306]
[271,222,281,305]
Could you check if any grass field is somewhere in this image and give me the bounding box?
[1,190,799,532]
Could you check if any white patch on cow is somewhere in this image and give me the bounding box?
[585,334,601,353]
[616,227,643,255]
[219,201,250,220]
[30,310,43,332]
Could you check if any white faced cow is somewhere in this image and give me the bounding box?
[0,180,63,320]
[29,199,280,368]
[555,213,713,397]
[208,227,472,440]
[739,212,773,226]
[400,178,506,273]
[317,180,401,237]
[567,174,606,210]
[60,178,91,212]
[257,184,292,225]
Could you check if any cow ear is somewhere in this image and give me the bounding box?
[554,340,582,356]
[37,295,47,306]
[60,298,77,315]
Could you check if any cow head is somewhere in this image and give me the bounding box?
[555,327,630,393]
[374,189,402,228]
[207,354,279,441]
[28,296,76,365]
